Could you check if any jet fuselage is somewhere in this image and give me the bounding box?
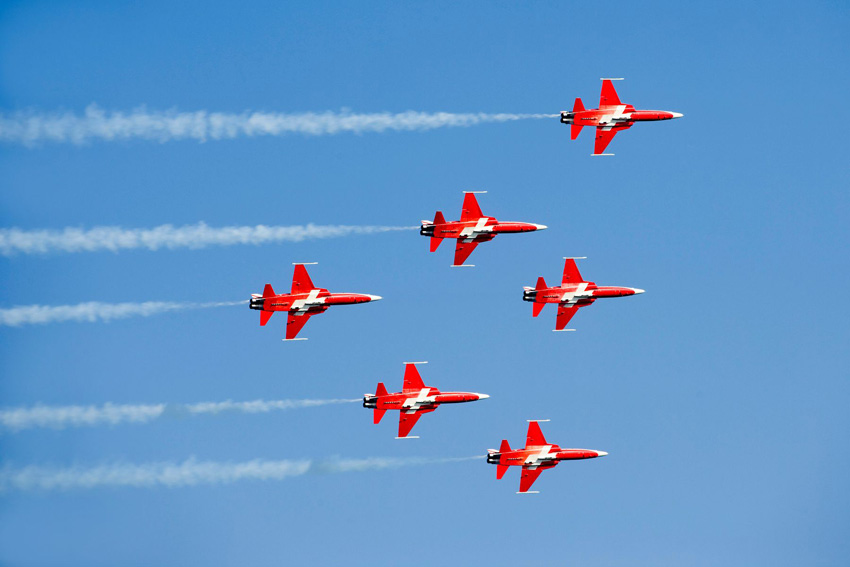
[523,282,643,306]
[249,289,380,314]
[420,217,544,242]
[364,387,488,413]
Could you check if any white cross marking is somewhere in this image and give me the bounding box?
[525,445,557,466]
[459,218,492,241]
[402,388,435,410]
[561,283,591,304]
[598,105,630,125]
[291,289,324,312]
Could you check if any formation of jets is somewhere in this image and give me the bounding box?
[249,79,679,493]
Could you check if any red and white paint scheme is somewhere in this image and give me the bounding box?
[420,191,546,267]
[249,263,381,341]
[487,420,608,494]
[363,362,489,439]
[523,257,644,331]
[560,78,683,155]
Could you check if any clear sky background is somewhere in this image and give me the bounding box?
[1,1,848,565]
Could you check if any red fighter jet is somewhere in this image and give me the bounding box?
[487,420,608,494]
[363,362,489,438]
[420,191,547,267]
[560,78,683,155]
[523,257,644,331]
[249,262,381,341]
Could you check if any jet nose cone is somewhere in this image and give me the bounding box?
[595,450,609,457]
[366,295,383,301]
[533,224,548,230]
[477,393,490,399]
[631,288,645,295]
[670,112,683,119]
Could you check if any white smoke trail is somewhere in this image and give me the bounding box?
[0,399,360,432]
[0,456,482,492]
[0,223,416,256]
[0,105,558,146]
[0,300,243,327]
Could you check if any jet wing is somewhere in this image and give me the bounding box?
[555,304,580,330]
[285,311,313,340]
[562,258,585,285]
[398,411,423,438]
[460,192,484,222]
[599,79,623,107]
[526,421,548,446]
[519,467,545,493]
[453,240,479,266]
[594,124,631,155]
[402,363,426,391]
[291,264,316,294]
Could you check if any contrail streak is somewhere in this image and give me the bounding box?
[0,456,482,492]
[0,399,360,432]
[0,223,416,256]
[0,300,243,327]
[0,105,558,146]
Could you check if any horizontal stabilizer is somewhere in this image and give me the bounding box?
[572,97,585,113]
[497,464,508,479]
[262,284,276,298]
[373,408,386,425]
[433,211,446,225]
[571,123,583,140]
[430,236,442,252]
[532,302,545,317]
[375,382,388,397]
[260,310,274,326]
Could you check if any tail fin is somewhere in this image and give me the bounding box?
[496,439,511,479]
[535,277,547,290]
[373,382,388,424]
[433,211,446,225]
[263,284,276,298]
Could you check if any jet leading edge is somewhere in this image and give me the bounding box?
[421,191,546,266]
[364,362,488,438]
[560,78,683,155]
[249,263,381,340]
[524,257,644,331]
[487,420,608,493]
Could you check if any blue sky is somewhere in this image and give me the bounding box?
[1,1,848,565]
